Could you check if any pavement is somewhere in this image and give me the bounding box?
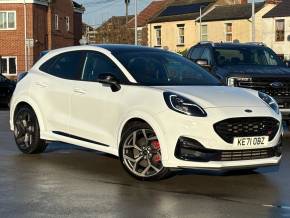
[0,108,290,218]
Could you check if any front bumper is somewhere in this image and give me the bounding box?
[155,106,283,169]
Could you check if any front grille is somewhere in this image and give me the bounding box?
[236,78,290,109]
[238,81,290,97]
[214,117,280,144]
[220,148,276,161]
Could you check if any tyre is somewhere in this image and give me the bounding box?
[120,121,170,180]
[13,106,47,154]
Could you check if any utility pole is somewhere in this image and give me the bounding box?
[252,0,255,42]
[199,6,205,42]
[125,0,130,24]
[134,0,137,45]
[23,0,28,71]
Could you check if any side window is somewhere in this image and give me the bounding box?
[81,52,127,83]
[189,47,204,61]
[40,51,84,80]
[200,48,213,64]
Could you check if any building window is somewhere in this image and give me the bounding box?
[177,24,185,45]
[0,11,16,30]
[65,16,70,31]
[54,14,59,30]
[0,57,17,75]
[137,28,143,45]
[201,24,208,41]
[275,19,285,42]
[155,26,161,47]
[225,23,232,42]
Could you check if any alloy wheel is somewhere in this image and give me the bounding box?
[14,110,36,149]
[122,128,164,178]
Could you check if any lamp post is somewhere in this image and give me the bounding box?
[134,0,137,45]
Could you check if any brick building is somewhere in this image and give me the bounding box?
[0,0,85,78]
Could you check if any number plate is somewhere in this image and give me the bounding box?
[233,136,269,147]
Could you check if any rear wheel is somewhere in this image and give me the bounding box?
[13,106,47,154]
[120,122,170,180]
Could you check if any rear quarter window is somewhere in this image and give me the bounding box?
[39,51,84,80]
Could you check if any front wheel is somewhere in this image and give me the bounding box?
[13,106,47,154]
[120,122,170,180]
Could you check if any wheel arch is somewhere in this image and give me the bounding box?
[11,98,45,134]
[117,113,169,161]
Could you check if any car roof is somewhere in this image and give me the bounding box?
[194,42,266,49]
[95,44,166,53]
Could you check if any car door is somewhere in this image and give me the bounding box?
[69,51,128,148]
[35,51,84,134]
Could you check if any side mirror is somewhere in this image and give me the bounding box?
[97,73,121,92]
[195,59,212,71]
[285,60,290,68]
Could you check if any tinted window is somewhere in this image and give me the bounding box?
[214,47,284,67]
[39,51,83,80]
[200,48,213,64]
[81,52,127,82]
[114,51,221,86]
[189,47,204,60]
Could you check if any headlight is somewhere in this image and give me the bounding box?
[163,92,207,117]
[227,77,252,87]
[258,92,280,114]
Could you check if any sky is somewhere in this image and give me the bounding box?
[77,0,153,27]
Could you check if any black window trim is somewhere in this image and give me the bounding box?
[79,50,131,84]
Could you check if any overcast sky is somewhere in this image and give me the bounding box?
[77,0,153,27]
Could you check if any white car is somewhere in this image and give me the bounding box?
[10,45,283,180]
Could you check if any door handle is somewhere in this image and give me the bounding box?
[73,88,87,94]
[35,82,48,88]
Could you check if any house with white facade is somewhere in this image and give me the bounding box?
[263,0,290,60]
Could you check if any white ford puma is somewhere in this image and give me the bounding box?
[10,45,283,180]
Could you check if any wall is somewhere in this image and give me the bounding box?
[263,17,290,60]
[0,3,34,74]
[148,19,197,52]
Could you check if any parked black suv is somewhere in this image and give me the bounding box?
[186,42,290,121]
[0,74,16,106]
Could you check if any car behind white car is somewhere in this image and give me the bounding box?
[10,45,283,180]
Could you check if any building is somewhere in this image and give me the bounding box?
[0,0,85,78]
[127,0,170,46]
[148,0,217,52]
[90,15,134,45]
[198,2,275,43]
[262,0,290,60]
[147,0,279,53]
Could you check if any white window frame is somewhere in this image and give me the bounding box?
[225,23,233,42]
[155,27,162,47]
[65,16,70,31]
[1,56,17,75]
[201,24,208,41]
[0,11,16,30]
[54,14,59,30]
[177,25,185,45]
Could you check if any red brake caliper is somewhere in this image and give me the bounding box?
[151,141,161,163]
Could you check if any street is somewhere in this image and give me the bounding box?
[0,109,290,218]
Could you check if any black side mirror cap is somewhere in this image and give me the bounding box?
[195,59,212,71]
[97,73,121,92]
